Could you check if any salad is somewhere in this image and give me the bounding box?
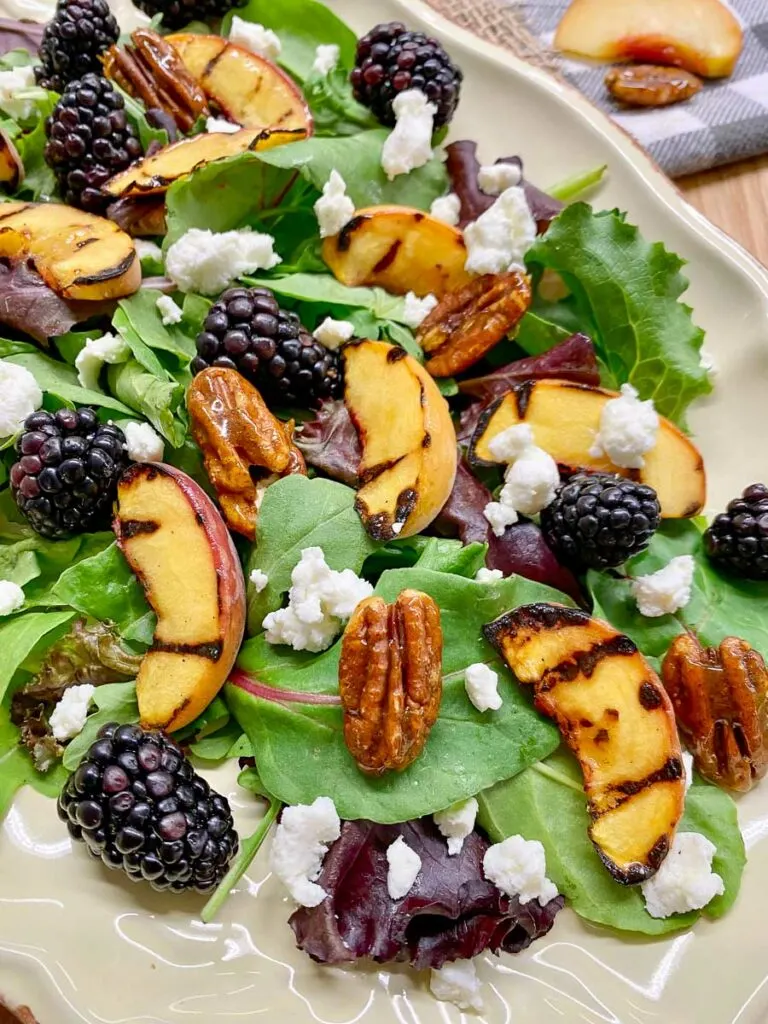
[0,0,767,1015]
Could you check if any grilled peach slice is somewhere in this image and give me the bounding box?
[167,33,313,134]
[103,126,306,199]
[114,463,246,733]
[470,379,705,518]
[0,201,139,301]
[0,128,23,191]
[555,0,743,78]
[484,602,685,884]
[342,339,458,540]
[322,206,472,299]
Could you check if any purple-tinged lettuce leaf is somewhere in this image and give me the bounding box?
[295,399,361,487]
[290,817,563,969]
[0,18,44,57]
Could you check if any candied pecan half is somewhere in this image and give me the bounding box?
[339,589,443,775]
[605,66,702,108]
[417,271,532,378]
[188,367,306,541]
[662,633,768,792]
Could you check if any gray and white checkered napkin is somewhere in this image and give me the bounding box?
[515,0,768,177]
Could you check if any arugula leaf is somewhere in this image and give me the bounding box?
[106,359,186,446]
[526,204,711,424]
[62,681,139,770]
[4,352,133,415]
[116,289,196,364]
[478,749,745,935]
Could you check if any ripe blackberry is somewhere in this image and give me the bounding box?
[44,74,142,213]
[10,408,127,540]
[192,287,343,408]
[132,0,243,31]
[704,484,768,581]
[36,0,119,93]
[540,472,661,571]
[351,22,462,129]
[58,723,238,894]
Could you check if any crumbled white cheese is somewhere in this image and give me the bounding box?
[465,663,502,713]
[155,294,183,326]
[430,960,484,1012]
[206,116,240,134]
[124,421,164,463]
[229,17,282,60]
[381,88,436,180]
[641,832,724,918]
[475,567,504,583]
[483,500,518,538]
[314,317,354,350]
[0,362,42,437]
[269,796,341,907]
[430,192,461,226]
[49,683,95,741]
[249,568,269,593]
[486,423,534,463]
[478,161,522,195]
[402,291,438,329]
[0,579,25,616]
[0,65,36,121]
[312,43,340,76]
[433,797,478,856]
[464,186,537,275]
[75,332,131,391]
[314,169,355,239]
[589,383,659,469]
[630,555,696,618]
[499,446,560,517]
[483,835,559,906]
[134,239,163,266]
[386,836,422,899]
[683,750,694,793]
[166,227,281,295]
[263,546,373,652]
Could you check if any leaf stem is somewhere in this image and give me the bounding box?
[201,796,281,924]
[230,668,342,706]
[547,165,607,202]
[531,760,584,794]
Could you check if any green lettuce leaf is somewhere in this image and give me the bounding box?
[4,352,133,415]
[106,359,186,446]
[116,289,197,364]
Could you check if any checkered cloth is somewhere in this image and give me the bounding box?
[516,0,768,176]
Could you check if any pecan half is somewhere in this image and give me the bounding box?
[605,66,702,108]
[339,589,443,775]
[662,633,768,792]
[417,271,532,378]
[103,29,209,133]
[188,367,306,541]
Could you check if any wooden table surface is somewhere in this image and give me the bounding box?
[678,155,768,267]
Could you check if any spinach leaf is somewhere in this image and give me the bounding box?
[61,681,139,770]
[0,531,113,606]
[478,749,745,935]
[303,67,379,137]
[0,609,76,704]
[515,311,573,356]
[245,272,408,323]
[413,537,487,578]
[116,289,197,364]
[106,359,186,446]
[5,352,133,415]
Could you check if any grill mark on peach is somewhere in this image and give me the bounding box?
[337,215,370,252]
[639,680,663,709]
[152,639,224,661]
[602,756,684,805]
[120,518,160,539]
[537,635,637,692]
[74,237,98,250]
[386,345,407,363]
[72,249,136,285]
[201,43,229,79]
[513,379,535,418]
[0,204,31,221]
[372,239,402,274]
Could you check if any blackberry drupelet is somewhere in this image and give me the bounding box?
[351,21,462,129]
[192,287,343,407]
[133,0,243,31]
[704,483,768,581]
[10,408,126,540]
[58,723,238,894]
[36,0,119,93]
[541,472,662,571]
[44,74,142,213]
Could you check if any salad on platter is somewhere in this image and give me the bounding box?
[0,0,766,1014]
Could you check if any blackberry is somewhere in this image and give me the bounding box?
[36,0,119,93]
[10,408,127,539]
[192,287,343,408]
[44,74,142,213]
[58,723,238,894]
[541,472,661,571]
[132,0,244,31]
[351,22,462,129]
[704,484,768,581]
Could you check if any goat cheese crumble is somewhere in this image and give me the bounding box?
[75,332,131,391]
[486,423,534,463]
[589,383,659,469]
[430,959,484,1011]
[269,796,341,908]
[229,17,282,60]
[312,43,340,76]
[464,663,502,712]
[483,425,559,535]
[155,294,183,326]
[249,568,269,593]
[386,837,422,899]
[433,797,478,856]
[464,186,537,275]
[206,116,240,134]
[483,500,518,538]
[262,546,373,652]
[49,683,95,741]
[314,169,355,239]
[381,89,436,180]
[478,161,522,195]
[475,567,504,583]
[630,555,696,617]
[134,239,163,266]
[0,580,25,616]
[166,227,281,295]
[402,291,438,328]
[483,835,559,906]
[124,421,164,463]
[313,317,355,350]
[0,65,37,121]
[429,192,461,226]
[0,362,42,437]
[641,832,724,918]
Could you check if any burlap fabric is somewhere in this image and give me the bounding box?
[425,0,559,72]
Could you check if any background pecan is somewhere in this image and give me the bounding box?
[339,589,443,774]
[605,66,702,109]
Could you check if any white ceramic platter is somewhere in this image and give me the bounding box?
[2,1,768,1021]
